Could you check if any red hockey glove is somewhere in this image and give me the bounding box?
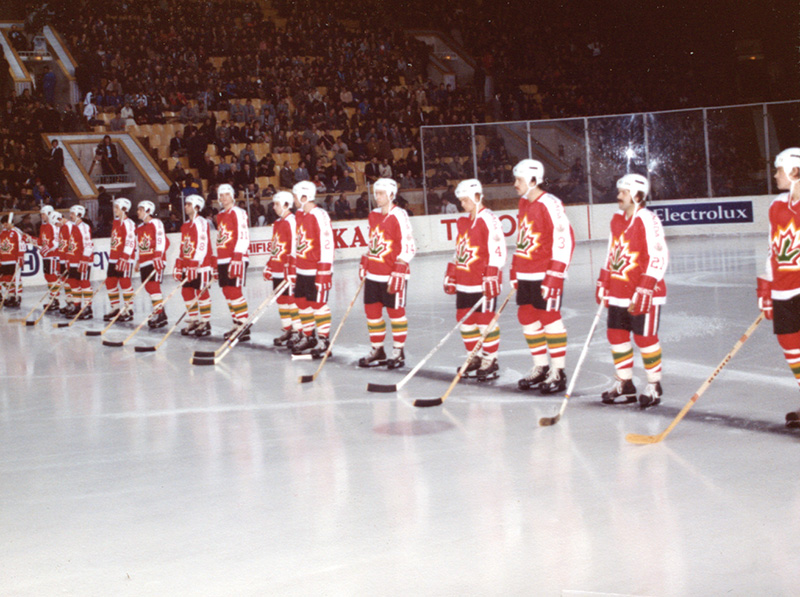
[315,262,332,299]
[443,262,457,295]
[79,258,91,276]
[596,268,610,306]
[117,257,133,278]
[17,256,24,269]
[262,264,273,282]
[153,256,166,274]
[482,266,501,299]
[185,260,199,281]
[630,275,657,316]
[541,260,567,311]
[388,261,409,294]
[229,252,245,278]
[757,277,773,320]
[173,258,184,282]
[509,255,519,290]
[359,254,369,280]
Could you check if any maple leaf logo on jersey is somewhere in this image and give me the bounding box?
[138,232,152,253]
[0,238,11,254]
[367,229,391,261]
[181,236,195,258]
[269,238,285,259]
[772,223,800,270]
[110,231,122,252]
[296,228,311,259]
[454,234,478,267]
[515,216,540,257]
[608,237,639,281]
[216,223,232,248]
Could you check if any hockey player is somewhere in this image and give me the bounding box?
[56,209,73,314]
[358,177,416,369]
[443,178,506,381]
[65,204,94,319]
[262,191,300,347]
[38,205,61,311]
[596,174,668,408]
[104,198,136,321]
[758,147,800,427]
[174,194,214,336]
[46,210,66,312]
[290,180,334,357]
[511,159,575,393]
[215,183,251,341]
[0,213,25,308]
[136,200,168,328]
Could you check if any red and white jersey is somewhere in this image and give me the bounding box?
[67,221,93,264]
[38,222,58,259]
[296,206,334,274]
[109,217,136,262]
[603,207,668,307]
[454,206,506,292]
[0,227,26,264]
[180,216,214,268]
[57,221,73,262]
[216,205,250,263]
[765,192,800,299]
[136,218,166,266]
[365,205,416,282]
[513,191,574,279]
[267,212,296,277]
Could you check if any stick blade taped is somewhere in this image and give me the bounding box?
[367,383,397,393]
[413,397,443,408]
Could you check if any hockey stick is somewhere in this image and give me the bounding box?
[86,270,156,337]
[102,278,187,347]
[134,278,215,353]
[539,301,604,426]
[625,312,764,445]
[298,277,366,383]
[53,282,106,328]
[12,271,69,324]
[191,278,290,366]
[367,297,486,393]
[0,263,21,317]
[27,273,70,326]
[414,287,516,408]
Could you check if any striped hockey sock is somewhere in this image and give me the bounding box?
[390,316,407,348]
[611,342,635,380]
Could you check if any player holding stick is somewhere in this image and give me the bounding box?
[263,191,300,347]
[135,200,169,328]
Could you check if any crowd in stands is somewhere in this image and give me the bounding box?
[2,0,795,226]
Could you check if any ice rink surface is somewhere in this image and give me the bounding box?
[2,233,800,596]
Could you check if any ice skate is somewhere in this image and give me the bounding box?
[786,409,800,428]
[103,308,120,322]
[148,310,168,329]
[291,333,318,356]
[224,321,249,342]
[476,355,499,382]
[193,321,211,337]
[638,382,662,409]
[273,328,293,347]
[518,365,549,390]
[460,355,482,378]
[117,308,133,322]
[386,347,405,370]
[181,319,200,336]
[358,345,387,368]
[77,306,93,320]
[601,377,637,404]
[310,336,330,359]
[539,367,566,394]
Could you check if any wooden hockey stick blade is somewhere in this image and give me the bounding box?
[54,322,70,328]
[85,330,102,336]
[102,339,124,347]
[298,374,316,383]
[191,357,216,366]
[624,432,663,445]
[192,350,217,358]
[538,413,562,427]
[413,397,443,408]
[367,382,398,393]
[8,318,25,323]
[134,345,156,352]
[25,320,36,326]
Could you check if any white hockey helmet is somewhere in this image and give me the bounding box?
[775,148,800,177]
[113,197,131,212]
[513,159,545,185]
[293,180,317,204]
[455,178,483,201]
[40,205,54,216]
[616,173,650,200]
[138,200,156,216]
[70,204,86,218]
[273,191,293,207]
[373,177,398,201]
[184,194,205,212]
[50,210,63,224]
[218,183,235,199]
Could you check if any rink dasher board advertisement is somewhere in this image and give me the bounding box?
[18,196,768,286]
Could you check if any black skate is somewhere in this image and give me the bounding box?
[77,306,93,320]
[539,368,566,394]
[460,355,482,378]
[386,347,405,369]
[181,320,200,336]
[45,299,61,314]
[359,346,387,367]
[117,308,134,323]
[103,308,120,322]
[292,333,318,356]
[601,377,637,404]
[273,328,294,346]
[224,321,250,342]
[786,410,800,428]
[193,321,211,337]
[4,296,20,308]
[476,356,499,382]
[62,304,79,318]
[310,336,330,359]
[148,310,168,329]
[518,365,549,391]
[285,330,303,349]
[638,382,663,409]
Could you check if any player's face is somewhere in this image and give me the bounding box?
[374,189,391,208]
[219,192,234,210]
[137,206,147,220]
[184,202,195,218]
[617,188,635,213]
[775,166,796,191]
[458,194,478,214]
[70,211,79,223]
[113,205,123,219]
[513,176,529,197]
